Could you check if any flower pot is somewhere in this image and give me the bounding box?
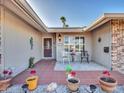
[26,76,39,91]
[67,78,80,92]
[0,78,12,91]
[99,77,117,93]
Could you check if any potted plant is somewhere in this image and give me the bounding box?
[28,57,35,68]
[66,70,80,92]
[99,70,117,93]
[26,69,39,91]
[67,77,80,92]
[0,69,13,91]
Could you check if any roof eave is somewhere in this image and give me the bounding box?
[85,13,124,32]
[47,27,86,33]
[10,0,47,32]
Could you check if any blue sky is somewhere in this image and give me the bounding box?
[27,0,124,27]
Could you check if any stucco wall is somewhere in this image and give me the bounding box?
[3,9,42,76]
[92,22,111,69]
[56,32,92,62]
[0,5,3,73]
[0,5,6,73]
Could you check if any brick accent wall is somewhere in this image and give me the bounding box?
[111,19,124,71]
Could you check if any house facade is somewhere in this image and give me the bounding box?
[0,0,124,76]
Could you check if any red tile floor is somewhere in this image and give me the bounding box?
[12,59,124,85]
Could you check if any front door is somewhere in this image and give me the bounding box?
[44,38,52,58]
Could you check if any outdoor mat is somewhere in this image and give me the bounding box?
[54,62,108,71]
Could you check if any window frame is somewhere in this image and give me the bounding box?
[63,35,85,53]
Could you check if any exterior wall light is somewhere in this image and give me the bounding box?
[58,34,61,42]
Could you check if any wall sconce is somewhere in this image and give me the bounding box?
[58,34,61,42]
[98,37,101,43]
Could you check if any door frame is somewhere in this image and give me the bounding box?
[42,37,53,59]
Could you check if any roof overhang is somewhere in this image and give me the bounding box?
[1,0,47,32]
[85,13,124,31]
[48,13,124,33]
[2,0,124,33]
[47,27,85,33]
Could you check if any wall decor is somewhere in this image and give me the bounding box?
[30,37,33,50]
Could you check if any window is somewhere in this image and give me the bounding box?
[64,36,85,53]
[64,36,69,44]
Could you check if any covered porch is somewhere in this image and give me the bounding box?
[43,28,111,70]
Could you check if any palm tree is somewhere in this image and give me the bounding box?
[65,24,69,27]
[60,16,66,27]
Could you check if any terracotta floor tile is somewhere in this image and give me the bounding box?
[12,59,124,85]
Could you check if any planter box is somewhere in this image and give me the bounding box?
[0,78,12,91]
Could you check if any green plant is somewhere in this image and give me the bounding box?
[60,16,69,28]
[28,57,35,68]
[65,24,69,27]
[0,69,13,80]
[66,65,72,72]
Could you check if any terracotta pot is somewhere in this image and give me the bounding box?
[67,78,80,91]
[0,78,11,91]
[99,77,117,93]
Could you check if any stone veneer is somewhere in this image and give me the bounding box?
[111,19,124,71]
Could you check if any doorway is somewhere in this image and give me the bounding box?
[43,38,52,58]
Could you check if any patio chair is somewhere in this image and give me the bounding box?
[80,50,89,63]
[62,52,70,64]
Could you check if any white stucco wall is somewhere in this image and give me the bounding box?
[92,22,111,69]
[3,10,42,76]
[0,5,4,73]
[56,32,92,62]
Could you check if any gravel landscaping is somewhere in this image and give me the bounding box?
[0,84,124,93]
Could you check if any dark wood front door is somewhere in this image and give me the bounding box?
[44,38,52,57]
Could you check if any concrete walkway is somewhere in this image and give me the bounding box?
[54,61,108,71]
